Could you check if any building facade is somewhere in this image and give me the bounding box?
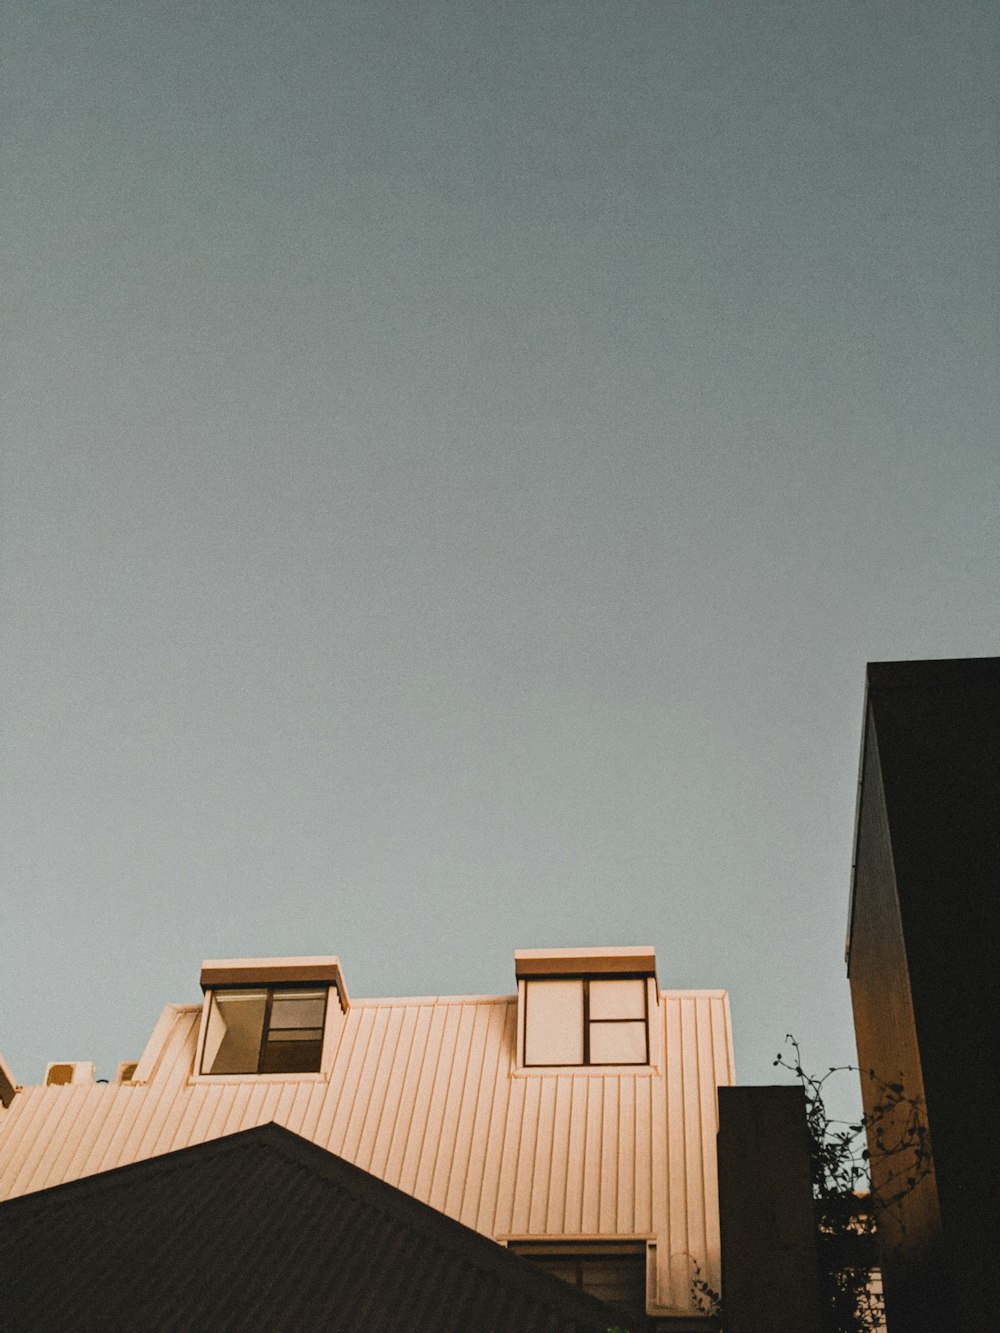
[0,945,733,1327]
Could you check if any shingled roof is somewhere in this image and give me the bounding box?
[0,1122,619,1333]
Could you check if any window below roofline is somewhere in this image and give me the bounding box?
[506,1238,654,1321]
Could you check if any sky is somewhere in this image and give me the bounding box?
[3,1,998,1115]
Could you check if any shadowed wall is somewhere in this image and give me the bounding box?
[717,1085,822,1333]
[847,657,1000,1331]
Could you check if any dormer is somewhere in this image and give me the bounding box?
[515,946,658,1069]
[196,957,349,1079]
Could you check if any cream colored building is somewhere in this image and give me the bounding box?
[0,946,733,1326]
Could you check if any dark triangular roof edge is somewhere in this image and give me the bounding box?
[866,655,1000,691]
[0,1122,617,1328]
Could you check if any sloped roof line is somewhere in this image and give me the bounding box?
[0,1121,614,1330]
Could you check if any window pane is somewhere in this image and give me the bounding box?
[510,1245,646,1321]
[203,990,267,1074]
[261,1035,324,1074]
[578,1254,646,1316]
[589,978,646,1020]
[588,1020,647,1064]
[524,1257,580,1287]
[524,980,584,1065]
[268,992,326,1030]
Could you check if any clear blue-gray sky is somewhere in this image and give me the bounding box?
[3,2,998,1109]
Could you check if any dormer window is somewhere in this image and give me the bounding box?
[516,947,657,1068]
[202,987,327,1074]
[197,957,348,1079]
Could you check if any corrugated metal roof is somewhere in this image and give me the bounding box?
[0,1122,618,1333]
[0,986,733,1314]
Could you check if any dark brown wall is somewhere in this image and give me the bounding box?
[717,1086,822,1333]
[0,1124,616,1333]
[847,658,1000,1331]
[848,708,948,1328]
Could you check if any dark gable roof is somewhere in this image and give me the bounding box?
[0,1122,618,1333]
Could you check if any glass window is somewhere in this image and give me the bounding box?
[589,1020,647,1064]
[201,987,328,1075]
[508,1242,647,1322]
[589,978,645,1020]
[523,976,649,1066]
[203,990,268,1074]
[261,989,326,1073]
[524,980,584,1065]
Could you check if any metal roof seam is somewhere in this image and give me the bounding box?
[77,1085,132,1179]
[533,1074,556,1233]
[348,1003,395,1172]
[394,1004,443,1198]
[0,1093,32,1198]
[367,1003,420,1185]
[59,1084,117,1186]
[362,1005,409,1180]
[338,1003,383,1163]
[427,1002,475,1213]
[475,1006,515,1236]
[441,997,490,1218]
[416,1003,460,1203]
[517,1066,541,1231]
[34,1085,93,1194]
[463,999,510,1232]
[310,998,360,1149]
[0,1089,37,1190]
[416,1001,463,1207]
[542,1085,566,1235]
[494,1051,526,1235]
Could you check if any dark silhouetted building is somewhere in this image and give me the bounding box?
[717,1085,823,1333]
[0,1122,617,1333]
[847,656,1000,1331]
